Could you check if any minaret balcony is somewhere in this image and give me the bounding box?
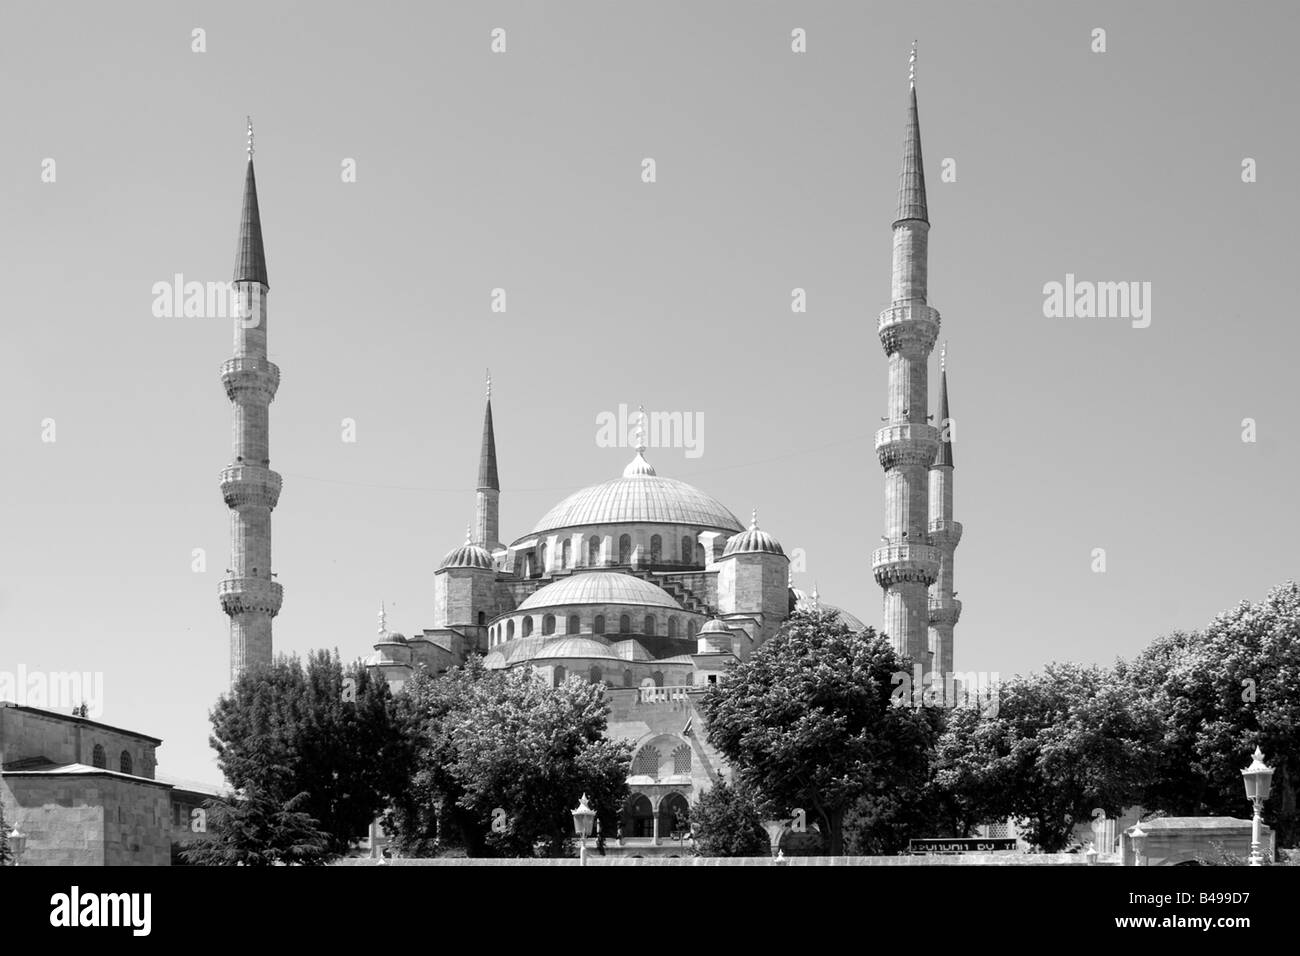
[878,304,940,356]
[875,423,939,469]
[221,357,280,404]
[219,576,284,617]
[220,464,282,510]
[872,544,940,587]
[927,518,963,548]
[928,597,962,627]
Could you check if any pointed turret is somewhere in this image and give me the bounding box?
[233,119,269,286]
[474,370,502,550]
[934,363,954,467]
[927,343,961,676]
[894,50,929,227]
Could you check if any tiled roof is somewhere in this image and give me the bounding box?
[530,468,743,534]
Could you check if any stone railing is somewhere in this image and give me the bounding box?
[639,685,693,704]
[218,577,284,616]
[871,544,941,587]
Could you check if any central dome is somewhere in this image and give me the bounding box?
[531,456,744,535]
[518,571,682,611]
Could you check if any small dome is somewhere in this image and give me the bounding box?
[699,619,730,634]
[722,511,784,556]
[517,571,681,611]
[439,537,495,571]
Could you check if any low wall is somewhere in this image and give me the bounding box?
[336,853,1100,866]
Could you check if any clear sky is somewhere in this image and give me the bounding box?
[2,0,1297,782]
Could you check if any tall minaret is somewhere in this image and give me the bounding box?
[927,345,961,675]
[474,369,502,551]
[873,44,942,669]
[219,118,283,685]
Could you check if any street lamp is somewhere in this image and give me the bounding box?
[1241,746,1274,866]
[8,827,27,867]
[571,794,596,867]
[1129,822,1147,867]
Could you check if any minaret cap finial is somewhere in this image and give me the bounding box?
[940,340,946,373]
[485,368,492,400]
[909,40,917,88]
[634,404,647,454]
[246,116,254,158]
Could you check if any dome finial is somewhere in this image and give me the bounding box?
[909,40,917,89]
[750,508,758,530]
[246,115,255,158]
[465,523,473,544]
[811,581,820,605]
[378,600,387,636]
[634,404,647,454]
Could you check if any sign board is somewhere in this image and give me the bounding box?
[907,837,1017,853]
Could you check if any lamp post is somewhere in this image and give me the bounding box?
[1129,822,1147,867]
[1241,746,1274,866]
[571,794,596,867]
[8,827,27,867]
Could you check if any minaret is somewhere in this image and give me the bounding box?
[873,44,942,669]
[474,369,502,551]
[219,118,283,685]
[927,345,961,675]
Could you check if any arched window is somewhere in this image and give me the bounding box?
[650,535,662,564]
[681,535,693,564]
[477,611,486,626]
[507,619,516,640]
[619,614,631,634]
[554,665,567,687]
[522,616,534,637]
[92,744,106,769]
[542,614,556,635]
[672,744,692,775]
[618,534,632,564]
[561,539,571,569]
[668,617,678,638]
[652,670,664,687]
[623,794,654,839]
[588,535,601,566]
[567,614,580,634]
[120,751,133,775]
[623,668,634,687]
[594,614,606,634]
[687,620,697,639]
[589,666,603,684]
[634,746,661,778]
[658,792,690,836]
[695,543,705,566]
[644,614,656,636]
[539,543,549,574]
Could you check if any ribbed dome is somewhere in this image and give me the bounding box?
[699,618,730,634]
[530,455,743,535]
[722,512,784,556]
[438,540,495,571]
[518,571,681,611]
[531,637,623,661]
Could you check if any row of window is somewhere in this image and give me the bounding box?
[552,666,665,688]
[91,744,133,775]
[528,534,707,576]
[492,613,697,645]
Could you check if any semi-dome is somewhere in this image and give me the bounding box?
[530,637,623,661]
[722,511,784,556]
[517,571,681,611]
[530,453,743,534]
[439,537,495,570]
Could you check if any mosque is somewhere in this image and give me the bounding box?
[218,48,960,852]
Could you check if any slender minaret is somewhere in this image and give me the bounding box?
[474,369,501,551]
[219,118,283,685]
[927,344,961,675]
[873,44,942,669]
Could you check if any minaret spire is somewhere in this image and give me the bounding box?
[874,44,942,670]
[928,348,962,675]
[220,120,283,685]
[474,371,502,551]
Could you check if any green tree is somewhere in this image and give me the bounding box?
[1126,582,1300,844]
[933,663,1158,851]
[180,781,333,866]
[700,606,941,855]
[392,658,631,857]
[208,649,411,855]
[690,778,770,857]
